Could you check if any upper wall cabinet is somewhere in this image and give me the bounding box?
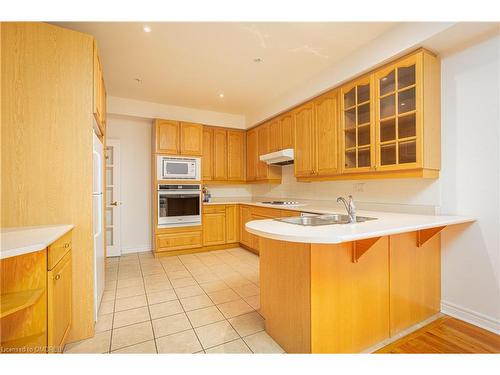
[374,50,440,172]
[340,75,376,174]
[294,91,339,178]
[155,119,203,156]
[246,122,281,183]
[280,113,295,149]
[246,128,258,181]
[227,130,246,181]
[93,42,106,137]
[202,127,246,183]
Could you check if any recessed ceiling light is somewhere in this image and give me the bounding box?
[143,25,152,33]
[218,93,224,98]
[253,57,263,63]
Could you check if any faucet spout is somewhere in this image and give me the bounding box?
[337,195,357,223]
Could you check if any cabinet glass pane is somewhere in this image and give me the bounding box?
[380,143,396,165]
[345,149,356,168]
[399,140,416,164]
[380,118,396,142]
[357,84,370,103]
[358,126,370,146]
[398,113,416,139]
[358,148,371,167]
[344,108,356,129]
[106,187,113,204]
[344,88,356,108]
[398,87,416,114]
[380,70,395,96]
[106,207,113,225]
[105,147,113,165]
[106,167,113,185]
[380,94,395,119]
[106,228,113,246]
[398,65,416,89]
[345,129,356,148]
[357,103,370,125]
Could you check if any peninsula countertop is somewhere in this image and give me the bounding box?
[245,209,475,244]
[1,224,74,260]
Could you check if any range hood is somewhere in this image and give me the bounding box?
[259,148,294,166]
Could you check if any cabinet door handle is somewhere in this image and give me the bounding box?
[64,243,70,249]
[54,274,61,281]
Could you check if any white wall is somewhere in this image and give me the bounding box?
[107,115,153,253]
[439,35,500,332]
[108,96,246,129]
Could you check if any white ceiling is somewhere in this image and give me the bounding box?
[56,22,398,116]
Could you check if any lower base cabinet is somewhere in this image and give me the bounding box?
[48,250,72,352]
[0,230,73,353]
[156,229,203,252]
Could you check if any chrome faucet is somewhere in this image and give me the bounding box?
[337,195,356,223]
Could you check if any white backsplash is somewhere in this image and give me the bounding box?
[205,166,438,215]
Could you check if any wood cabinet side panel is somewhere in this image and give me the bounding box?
[1,22,94,342]
[259,238,311,353]
[389,231,441,336]
[310,238,390,353]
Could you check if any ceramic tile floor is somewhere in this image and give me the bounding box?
[64,247,285,354]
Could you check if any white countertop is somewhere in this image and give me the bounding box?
[1,225,74,260]
[245,210,475,244]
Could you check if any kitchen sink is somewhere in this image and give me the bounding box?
[275,214,377,226]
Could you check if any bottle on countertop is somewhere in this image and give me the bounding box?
[202,186,211,203]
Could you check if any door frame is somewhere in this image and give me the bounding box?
[105,139,121,257]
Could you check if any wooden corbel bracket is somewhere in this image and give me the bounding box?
[417,226,446,247]
[351,237,381,263]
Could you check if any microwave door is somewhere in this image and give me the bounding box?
[164,160,190,179]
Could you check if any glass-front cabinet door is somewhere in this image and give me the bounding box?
[375,53,422,171]
[340,75,375,173]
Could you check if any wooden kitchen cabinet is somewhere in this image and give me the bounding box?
[314,91,339,176]
[93,42,106,137]
[246,129,258,181]
[156,229,202,252]
[180,122,203,156]
[47,250,72,352]
[245,123,281,183]
[227,131,246,181]
[202,127,245,183]
[202,206,226,246]
[202,128,213,180]
[294,102,316,177]
[280,113,295,149]
[269,119,282,152]
[155,119,203,155]
[225,204,239,243]
[374,50,440,173]
[340,75,376,174]
[239,205,254,248]
[256,123,270,180]
[156,119,180,154]
[213,129,228,180]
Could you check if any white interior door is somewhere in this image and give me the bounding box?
[105,139,121,257]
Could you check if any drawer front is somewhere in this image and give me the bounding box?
[48,230,72,270]
[250,206,283,218]
[203,205,226,214]
[156,231,202,252]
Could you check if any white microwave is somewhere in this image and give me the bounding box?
[157,156,201,180]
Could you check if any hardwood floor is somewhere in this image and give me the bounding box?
[376,316,500,353]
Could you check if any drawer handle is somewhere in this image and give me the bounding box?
[54,274,61,281]
[64,243,70,249]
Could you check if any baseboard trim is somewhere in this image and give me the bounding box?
[441,300,500,334]
[121,246,152,255]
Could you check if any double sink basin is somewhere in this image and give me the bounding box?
[275,214,377,226]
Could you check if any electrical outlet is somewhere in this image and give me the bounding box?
[353,183,365,192]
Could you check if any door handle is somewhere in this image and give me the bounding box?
[110,201,119,206]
